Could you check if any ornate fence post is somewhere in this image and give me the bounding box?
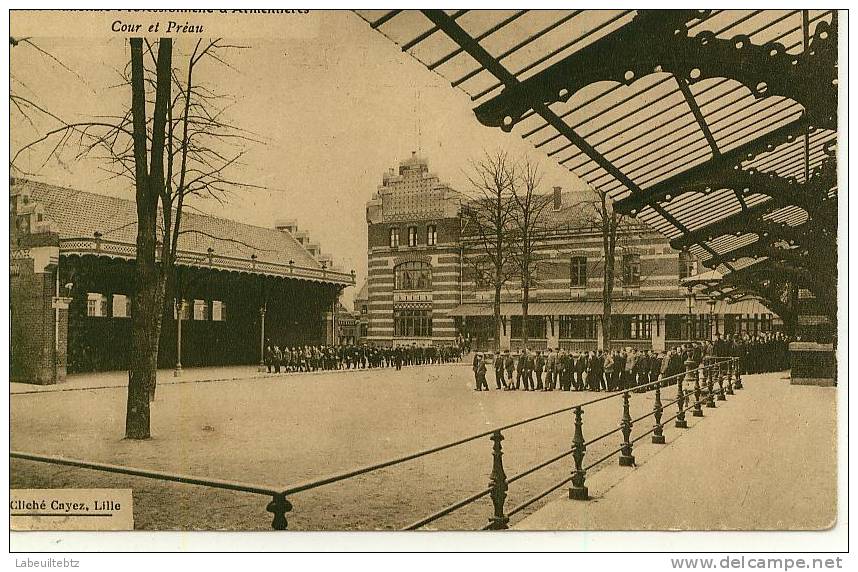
[717,359,727,401]
[267,493,293,530]
[706,360,717,408]
[619,392,635,466]
[569,406,589,500]
[734,357,744,390]
[675,362,690,429]
[487,430,510,530]
[652,384,666,444]
[691,359,704,418]
[726,358,735,395]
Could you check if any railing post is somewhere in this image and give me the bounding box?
[267,493,293,530]
[706,359,717,408]
[652,384,666,444]
[734,357,744,390]
[487,430,510,530]
[691,360,704,418]
[619,392,635,466]
[717,359,727,401]
[726,358,735,395]
[675,362,690,429]
[569,406,589,499]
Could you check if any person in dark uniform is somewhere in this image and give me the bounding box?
[494,352,506,389]
[534,350,545,390]
[516,351,528,390]
[544,348,556,391]
[588,351,602,391]
[504,351,515,390]
[559,350,572,391]
[472,352,483,390]
[603,351,615,391]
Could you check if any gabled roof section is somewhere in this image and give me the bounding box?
[13,178,355,286]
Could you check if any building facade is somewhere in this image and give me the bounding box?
[10,179,355,384]
[365,153,463,346]
[364,156,778,351]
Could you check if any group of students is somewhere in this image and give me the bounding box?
[471,332,793,392]
[471,345,698,392]
[263,342,463,373]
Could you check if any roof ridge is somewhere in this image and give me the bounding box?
[14,178,321,263]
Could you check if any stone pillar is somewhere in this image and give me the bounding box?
[652,313,666,352]
[499,316,511,351]
[11,239,68,385]
[323,311,335,345]
[546,315,560,350]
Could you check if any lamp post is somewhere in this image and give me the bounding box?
[685,286,696,342]
[707,298,716,342]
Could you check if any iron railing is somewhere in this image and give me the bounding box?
[11,356,742,530]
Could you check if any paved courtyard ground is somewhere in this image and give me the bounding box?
[10,364,809,531]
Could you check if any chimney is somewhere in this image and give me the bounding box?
[553,186,562,210]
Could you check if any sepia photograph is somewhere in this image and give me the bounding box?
[6,5,845,555]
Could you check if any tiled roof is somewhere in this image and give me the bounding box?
[15,179,322,270]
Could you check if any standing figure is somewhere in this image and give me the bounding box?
[534,350,545,390]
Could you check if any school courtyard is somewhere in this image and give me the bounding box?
[10,363,835,531]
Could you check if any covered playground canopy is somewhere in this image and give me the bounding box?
[356,9,839,331]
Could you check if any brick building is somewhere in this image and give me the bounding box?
[10,179,355,384]
[364,156,777,351]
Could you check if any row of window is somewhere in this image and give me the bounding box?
[488,253,690,289]
[389,225,437,248]
[469,314,771,341]
[85,293,226,321]
[393,309,432,337]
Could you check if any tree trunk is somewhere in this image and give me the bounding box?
[125,37,172,440]
[521,280,530,348]
[493,283,502,352]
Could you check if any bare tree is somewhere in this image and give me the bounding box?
[581,185,627,352]
[13,37,259,439]
[508,158,554,348]
[460,151,517,352]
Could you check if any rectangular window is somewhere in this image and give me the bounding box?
[511,316,547,339]
[622,254,641,287]
[612,315,652,340]
[408,226,418,247]
[86,293,108,317]
[558,315,596,339]
[193,299,209,321]
[570,256,587,288]
[393,309,432,337]
[427,224,437,246]
[679,252,697,280]
[389,227,399,248]
[112,294,130,318]
[212,300,227,322]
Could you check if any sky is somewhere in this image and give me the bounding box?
[10,10,587,307]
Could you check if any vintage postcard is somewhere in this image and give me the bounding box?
[7,6,844,553]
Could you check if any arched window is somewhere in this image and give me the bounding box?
[389,227,399,248]
[394,261,432,290]
[407,226,418,247]
[427,224,437,246]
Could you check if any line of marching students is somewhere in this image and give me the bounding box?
[471,332,793,392]
[263,343,463,373]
